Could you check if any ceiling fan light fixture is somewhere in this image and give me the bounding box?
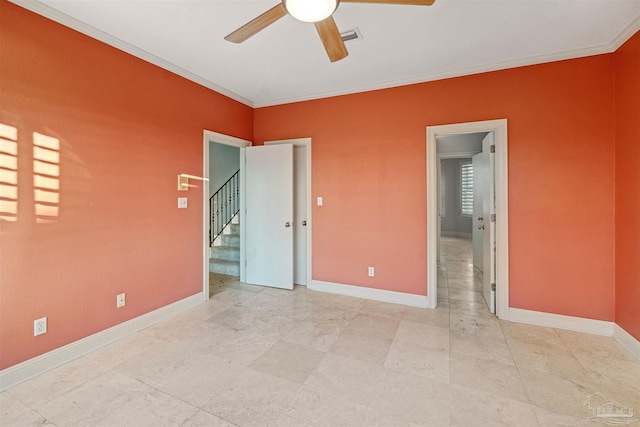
[284,0,338,23]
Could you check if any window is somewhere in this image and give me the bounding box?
[460,160,473,216]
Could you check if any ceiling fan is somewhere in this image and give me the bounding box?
[225,0,436,62]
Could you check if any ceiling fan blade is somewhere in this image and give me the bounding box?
[315,17,348,62]
[341,0,435,5]
[224,3,288,43]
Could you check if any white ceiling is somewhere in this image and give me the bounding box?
[12,0,640,107]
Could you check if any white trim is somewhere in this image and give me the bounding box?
[427,119,509,318]
[0,293,203,392]
[203,131,252,298]
[610,15,640,51]
[509,308,614,336]
[8,0,252,108]
[613,324,640,360]
[309,280,429,308]
[264,138,313,287]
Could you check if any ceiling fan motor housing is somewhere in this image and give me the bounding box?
[283,0,340,23]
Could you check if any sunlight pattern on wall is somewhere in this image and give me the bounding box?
[0,124,19,222]
[33,132,60,223]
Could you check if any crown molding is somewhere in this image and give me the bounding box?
[8,0,254,107]
[10,0,640,109]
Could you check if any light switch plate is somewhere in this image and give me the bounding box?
[317,197,323,206]
[178,197,187,208]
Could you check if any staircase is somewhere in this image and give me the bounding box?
[210,217,240,276]
[209,169,240,276]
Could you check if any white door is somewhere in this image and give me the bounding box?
[482,133,496,313]
[472,154,485,271]
[293,145,307,285]
[244,144,294,289]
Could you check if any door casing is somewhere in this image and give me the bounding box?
[426,120,509,319]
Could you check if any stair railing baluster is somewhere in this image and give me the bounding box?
[209,169,240,247]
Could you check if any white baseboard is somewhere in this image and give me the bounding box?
[508,308,614,336]
[613,323,640,360]
[0,293,204,392]
[309,280,428,308]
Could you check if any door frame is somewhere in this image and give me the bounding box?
[202,130,252,300]
[264,138,313,287]
[426,119,509,319]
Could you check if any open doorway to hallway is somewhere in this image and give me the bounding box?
[426,119,509,319]
[436,132,488,312]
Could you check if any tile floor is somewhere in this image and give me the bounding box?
[2,236,639,426]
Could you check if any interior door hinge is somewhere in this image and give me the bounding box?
[491,283,496,291]
[491,213,496,223]
[490,144,496,153]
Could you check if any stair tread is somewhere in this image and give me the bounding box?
[211,245,240,250]
[210,258,239,264]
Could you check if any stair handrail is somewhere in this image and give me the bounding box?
[209,169,240,246]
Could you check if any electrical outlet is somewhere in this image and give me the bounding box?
[34,317,47,336]
[117,293,126,308]
[368,267,375,277]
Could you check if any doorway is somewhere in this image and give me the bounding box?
[426,120,509,319]
[202,130,251,300]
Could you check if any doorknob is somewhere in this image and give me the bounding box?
[285,222,292,228]
[302,221,307,226]
[477,217,483,221]
[478,224,485,230]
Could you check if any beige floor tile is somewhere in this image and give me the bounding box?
[344,312,401,340]
[209,329,278,366]
[450,329,514,365]
[329,328,393,364]
[303,352,391,407]
[203,369,299,426]
[114,339,205,387]
[517,366,603,421]
[359,299,406,320]
[8,356,110,407]
[85,331,173,368]
[450,352,529,403]
[556,329,638,363]
[394,319,449,349]
[367,371,451,426]
[448,288,485,303]
[508,339,592,383]
[0,392,53,426]
[449,299,493,318]
[3,237,638,427]
[384,340,450,383]
[282,319,349,351]
[402,305,450,328]
[241,313,298,340]
[274,387,367,427]
[500,321,566,349]
[181,409,238,427]
[450,312,505,339]
[36,371,197,426]
[306,306,360,323]
[250,341,325,384]
[449,384,539,427]
[153,353,247,408]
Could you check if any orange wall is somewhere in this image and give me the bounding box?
[255,55,616,321]
[614,31,640,339]
[0,1,253,370]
